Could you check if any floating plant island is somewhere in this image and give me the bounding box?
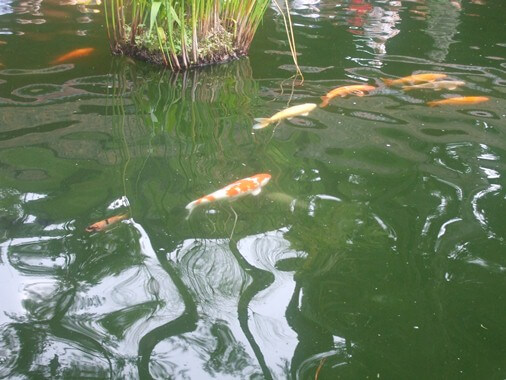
[105,0,270,70]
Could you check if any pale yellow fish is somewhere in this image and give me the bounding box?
[253,103,317,129]
[402,80,465,91]
[61,0,101,5]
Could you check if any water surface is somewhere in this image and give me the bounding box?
[0,0,505,378]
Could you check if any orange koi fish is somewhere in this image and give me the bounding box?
[382,73,447,86]
[320,84,376,107]
[85,213,128,232]
[253,103,317,130]
[51,47,95,64]
[427,96,489,107]
[186,173,271,215]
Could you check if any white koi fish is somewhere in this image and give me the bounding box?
[253,103,317,130]
[185,173,271,216]
[402,80,465,91]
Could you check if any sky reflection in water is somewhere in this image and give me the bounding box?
[0,0,505,379]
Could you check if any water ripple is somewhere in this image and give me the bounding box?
[0,64,74,75]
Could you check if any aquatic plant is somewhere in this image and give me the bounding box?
[104,0,270,70]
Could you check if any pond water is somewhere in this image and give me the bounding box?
[1,0,505,378]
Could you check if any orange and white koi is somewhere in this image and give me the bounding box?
[427,96,489,107]
[402,80,465,91]
[320,84,376,107]
[253,103,317,130]
[382,73,447,86]
[186,173,271,215]
[51,47,95,64]
[85,213,128,232]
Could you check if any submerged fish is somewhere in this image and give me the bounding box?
[60,0,101,5]
[253,103,317,130]
[382,73,447,86]
[51,47,95,64]
[427,96,489,107]
[402,80,465,91]
[85,213,128,232]
[320,84,376,107]
[186,173,271,215]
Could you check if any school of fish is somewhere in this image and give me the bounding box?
[86,72,490,231]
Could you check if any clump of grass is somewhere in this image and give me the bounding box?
[104,0,271,70]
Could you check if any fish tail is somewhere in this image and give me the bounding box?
[319,96,329,108]
[382,78,394,86]
[253,118,270,130]
[185,200,198,219]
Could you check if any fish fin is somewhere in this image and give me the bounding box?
[253,118,270,130]
[252,188,262,196]
[352,90,365,96]
[301,112,309,116]
[448,86,457,90]
[427,101,438,107]
[382,78,394,86]
[320,96,329,108]
[401,86,413,91]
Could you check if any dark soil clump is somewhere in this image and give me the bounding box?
[111,43,247,70]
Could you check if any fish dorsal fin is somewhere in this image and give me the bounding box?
[252,188,262,196]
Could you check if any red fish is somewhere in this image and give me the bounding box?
[51,47,95,64]
[186,173,271,215]
[85,213,128,232]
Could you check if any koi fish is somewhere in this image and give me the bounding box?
[320,84,376,107]
[186,173,271,215]
[382,73,447,86]
[427,96,489,107]
[60,0,101,5]
[253,103,317,130]
[85,213,128,232]
[402,80,465,91]
[51,47,95,64]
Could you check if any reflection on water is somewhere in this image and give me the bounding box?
[1,0,506,378]
[424,0,461,62]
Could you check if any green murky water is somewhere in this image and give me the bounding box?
[1,0,505,378]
